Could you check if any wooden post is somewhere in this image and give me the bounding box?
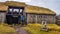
[36,15,37,24]
[1,13,6,24]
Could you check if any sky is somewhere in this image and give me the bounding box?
[0,0,60,15]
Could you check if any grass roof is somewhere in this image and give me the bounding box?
[25,5,56,14]
[3,1,26,7]
[0,1,56,14]
[0,4,8,11]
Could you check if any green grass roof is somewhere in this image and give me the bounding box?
[4,1,26,7]
[0,1,56,14]
[25,5,56,14]
[0,4,8,11]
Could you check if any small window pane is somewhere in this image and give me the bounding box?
[20,9,23,12]
[13,9,19,12]
[9,9,12,12]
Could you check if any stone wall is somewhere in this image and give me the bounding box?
[26,13,56,24]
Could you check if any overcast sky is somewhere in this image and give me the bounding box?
[0,0,60,15]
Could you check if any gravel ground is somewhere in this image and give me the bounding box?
[14,26,29,34]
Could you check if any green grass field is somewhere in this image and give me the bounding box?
[24,24,60,34]
[0,23,60,34]
[0,23,17,34]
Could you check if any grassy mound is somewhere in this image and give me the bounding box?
[47,24,60,31]
[24,24,60,34]
[0,23,17,34]
[24,24,41,34]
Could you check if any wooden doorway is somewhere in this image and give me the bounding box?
[6,6,25,25]
[6,15,21,25]
[6,15,13,25]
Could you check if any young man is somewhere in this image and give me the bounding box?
[21,14,25,26]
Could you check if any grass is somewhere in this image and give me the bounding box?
[0,23,17,34]
[24,24,41,34]
[47,24,60,31]
[24,24,60,34]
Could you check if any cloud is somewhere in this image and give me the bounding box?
[0,0,6,2]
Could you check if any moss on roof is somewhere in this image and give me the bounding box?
[0,2,4,4]
[0,1,56,14]
[3,1,26,7]
[0,4,8,11]
[25,5,56,14]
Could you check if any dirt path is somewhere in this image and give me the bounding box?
[14,26,29,34]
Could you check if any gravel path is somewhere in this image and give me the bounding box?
[14,26,29,34]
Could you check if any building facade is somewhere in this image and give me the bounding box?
[26,6,56,24]
[0,1,56,24]
[26,14,56,24]
[0,4,7,23]
[56,15,60,25]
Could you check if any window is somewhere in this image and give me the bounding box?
[39,16,41,18]
[9,8,12,12]
[44,16,47,18]
[33,15,35,17]
[40,16,42,18]
[49,16,52,18]
[20,9,23,13]
[13,9,19,12]
[31,15,33,17]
